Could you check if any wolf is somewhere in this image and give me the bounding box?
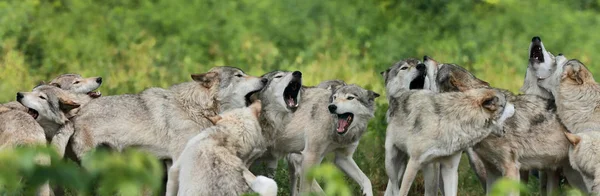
[165,100,277,196]
[17,84,97,158]
[430,57,583,195]
[252,70,303,177]
[564,132,600,193]
[69,66,266,189]
[382,59,515,196]
[287,84,379,196]
[0,106,51,195]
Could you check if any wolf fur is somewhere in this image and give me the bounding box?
[165,101,277,196]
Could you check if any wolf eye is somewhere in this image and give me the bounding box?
[39,96,46,100]
[347,96,355,100]
[274,75,283,79]
[73,81,80,84]
[400,67,408,70]
[333,95,337,100]
[236,74,243,77]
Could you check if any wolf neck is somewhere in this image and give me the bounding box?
[171,82,219,123]
[557,83,600,133]
[520,67,553,99]
[259,104,293,144]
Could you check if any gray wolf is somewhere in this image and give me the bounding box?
[0,106,51,195]
[17,84,97,158]
[382,59,515,196]
[165,101,277,196]
[565,132,600,193]
[432,58,578,195]
[291,84,379,196]
[69,66,266,190]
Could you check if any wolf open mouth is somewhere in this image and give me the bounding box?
[530,42,544,63]
[27,108,39,119]
[283,79,301,110]
[336,113,354,134]
[409,73,426,90]
[87,91,102,98]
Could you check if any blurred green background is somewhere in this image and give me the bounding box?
[2,0,600,195]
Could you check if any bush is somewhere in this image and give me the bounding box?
[0,146,162,195]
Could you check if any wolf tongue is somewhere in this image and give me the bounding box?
[337,118,348,133]
[287,96,296,106]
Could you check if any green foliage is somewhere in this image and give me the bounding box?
[0,146,162,195]
[306,163,352,196]
[2,0,600,195]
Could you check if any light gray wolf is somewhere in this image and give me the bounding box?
[252,70,303,179]
[520,36,556,99]
[0,106,51,195]
[432,58,580,195]
[165,101,277,196]
[290,84,379,196]
[565,132,600,193]
[17,84,97,158]
[382,59,515,196]
[69,66,266,191]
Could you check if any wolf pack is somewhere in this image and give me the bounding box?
[1,36,599,196]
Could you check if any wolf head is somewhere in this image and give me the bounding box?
[17,85,82,126]
[435,63,490,93]
[47,74,103,98]
[381,58,426,96]
[259,70,303,112]
[327,85,379,135]
[521,36,556,98]
[191,66,267,111]
[467,88,515,137]
[209,100,262,135]
[537,55,594,98]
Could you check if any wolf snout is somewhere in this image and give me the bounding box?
[261,78,268,84]
[328,104,337,113]
[531,36,541,43]
[96,77,103,84]
[416,63,426,72]
[292,71,302,78]
[16,92,23,101]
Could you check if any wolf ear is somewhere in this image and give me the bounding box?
[208,115,222,125]
[249,100,262,118]
[481,95,499,112]
[59,96,81,112]
[564,132,581,146]
[368,91,380,99]
[49,83,61,88]
[191,72,219,88]
[569,63,588,85]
